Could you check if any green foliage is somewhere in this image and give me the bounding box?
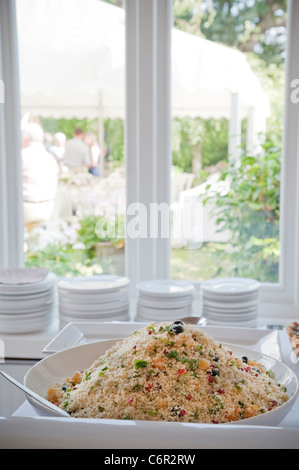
[174,0,287,67]
[40,116,124,164]
[104,118,124,163]
[25,213,125,277]
[25,243,103,278]
[77,214,125,258]
[172,117,229,172]
[204,139,281,282]
[39,117,98,139]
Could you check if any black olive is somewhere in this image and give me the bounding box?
[213,355,219,362]
[242,356,248,364]
[62,385,68,392]
[173,320,184,325]
[212,369,220,377]
[171,405,181,416]
[171,323,184,334]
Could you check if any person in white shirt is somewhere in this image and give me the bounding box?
[50,132,66,161]
[62,127,91,171]
[22,123,59,231]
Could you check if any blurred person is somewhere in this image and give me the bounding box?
[44,132,54,152]
[22,123,59,232]
[62,127,91,171]
[50,132,67,168]
[84,132,100,177]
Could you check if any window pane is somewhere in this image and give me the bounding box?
[171,0,286,284]
[17,0,126,278]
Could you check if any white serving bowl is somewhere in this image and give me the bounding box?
[24,337,298,427]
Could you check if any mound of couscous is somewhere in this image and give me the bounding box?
[47,321,288,423]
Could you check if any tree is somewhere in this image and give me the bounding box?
[174,0,287,66]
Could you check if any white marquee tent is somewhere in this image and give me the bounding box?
[17,0,270,159]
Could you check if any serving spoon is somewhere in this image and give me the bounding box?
[180,316,207,325]
[0,371,71,418]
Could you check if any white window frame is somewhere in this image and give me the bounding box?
[0,0,298,320]
[0,0,24,270]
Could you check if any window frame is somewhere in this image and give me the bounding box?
[0,0,298,319]
[0,0,24,270]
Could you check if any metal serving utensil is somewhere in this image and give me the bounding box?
[180,316,207,325]
[0,371,71,418]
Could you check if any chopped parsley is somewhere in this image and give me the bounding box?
[134,360,148,369]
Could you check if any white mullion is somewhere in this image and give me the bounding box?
[259,0,299,317]
[0,0,24,269]
[155,0,172,279]
[137,0,157,281]
[125,0,172,289]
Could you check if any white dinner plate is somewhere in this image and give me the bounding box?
[136,279,195,298]
[57,275,129,294]
[0,288,56,302]
[0,272,56,293]
[59,314,131,329]
[58,291,129,305]
[0,316,52,334]
[202,305,258,315]
[202,297,259,309]
[0,299,55,314]
[203,310,258,322]
[137,294,194,309]
[206,317,258,328]
[202,278,260,296]
[136,303,192,319]
[59,310,130,325]
[59,303,130,317]
[59,298,129,313]
[24,338,298,427]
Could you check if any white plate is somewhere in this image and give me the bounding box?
[0,272,56,295]
[202,303,258,314]
[203,311,258,322]
[136,279,195,298]
[57,275,129,294]
[206,317,258,328]
[202,298,259,309]
[202,278,260,296]
[25,339,298,426]
[0,315,53,334]
[59,303,130,317]
[59,311,130,325]
[0,299,55,315]
[0,308,54,321]
[59,314,131,330]
[137,294,193,309]
[136,303,192,318]
[0,267,49,285]
[0,288,56,302]
[43,322,283,360]
[58,292,128,306]
[203,305,258,316]
[59,298,129,313]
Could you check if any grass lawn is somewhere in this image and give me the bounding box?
[171,242,230,281]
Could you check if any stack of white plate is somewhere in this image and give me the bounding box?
[201,277,260,327]
[57,275,130,328]
[135,279,195,322]
[0,268,57,334]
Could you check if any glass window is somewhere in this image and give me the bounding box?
[171,0,286,284]
[16,0,126,278]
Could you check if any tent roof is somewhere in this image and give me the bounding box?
[17,0,270,120]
